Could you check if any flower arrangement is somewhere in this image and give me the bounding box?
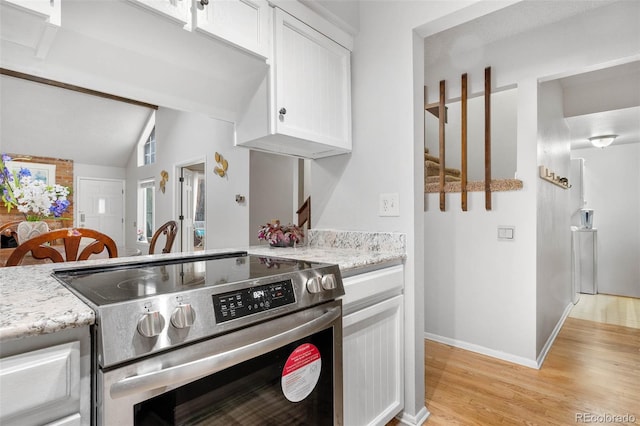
[258,220,304,247]
[1,154,71,221]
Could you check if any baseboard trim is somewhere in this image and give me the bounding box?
[395,406,429,425]
[536,302,573,368]
[424,333,538,369]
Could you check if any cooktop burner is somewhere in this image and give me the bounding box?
[53,252,319,306]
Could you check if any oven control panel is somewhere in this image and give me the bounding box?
[212,279,296,323]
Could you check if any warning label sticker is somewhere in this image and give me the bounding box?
[281,343,322,402]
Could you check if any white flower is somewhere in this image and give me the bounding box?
[12,176,70,219]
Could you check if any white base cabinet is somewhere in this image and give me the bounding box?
[0,327,90,426]
[341,265,404,426]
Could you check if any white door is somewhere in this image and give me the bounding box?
[181,168,195,252]
[76,177,125,246]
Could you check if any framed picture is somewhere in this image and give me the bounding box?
[6,161,56,185]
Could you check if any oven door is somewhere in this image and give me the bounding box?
[99,300,343,426]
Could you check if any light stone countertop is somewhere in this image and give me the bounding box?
[0,233,405,343]
[246,245,404,277]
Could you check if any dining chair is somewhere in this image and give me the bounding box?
[5,228,118,267]
[0,220,21,248]
[148,220,178,255]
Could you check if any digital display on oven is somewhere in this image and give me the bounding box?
[212,280,296,323]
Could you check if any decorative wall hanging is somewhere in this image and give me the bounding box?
[539,166,571,189]
[424,66,510,211]
[159,170,169,193]
[214,152,228,177]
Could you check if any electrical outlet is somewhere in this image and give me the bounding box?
[379,193,400,216]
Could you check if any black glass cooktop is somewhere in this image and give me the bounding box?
[53,252,318,306]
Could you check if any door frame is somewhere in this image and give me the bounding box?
[175,158,206,253]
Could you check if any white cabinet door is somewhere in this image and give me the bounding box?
[235,6,352,159]
[273,8,351,151]
[194,0,270,58]
[343,295,404,426]
[1,0,61,58]
[127,0,190,26]
[0,342,81,426]
[2,0,60,25]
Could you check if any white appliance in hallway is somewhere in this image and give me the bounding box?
[572,227,598,297]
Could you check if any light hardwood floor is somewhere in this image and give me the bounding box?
[569,293,640,329]
[389,295,640,425]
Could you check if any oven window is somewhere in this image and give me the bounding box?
[134,328,334,425]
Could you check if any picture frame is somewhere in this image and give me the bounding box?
[6,161,56,185]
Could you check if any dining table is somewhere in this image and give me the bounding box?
[0,245,142,268]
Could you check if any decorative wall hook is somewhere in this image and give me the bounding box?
[214,152,228,177]
[539,165,571,189]
[159,170,169,193]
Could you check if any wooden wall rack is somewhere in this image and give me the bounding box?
[539,166,571,189]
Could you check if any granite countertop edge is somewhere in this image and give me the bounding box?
[0,245,405,343]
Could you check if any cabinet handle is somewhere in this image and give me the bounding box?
[279,108,287,115]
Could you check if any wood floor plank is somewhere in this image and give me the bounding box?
[387,317,639,425]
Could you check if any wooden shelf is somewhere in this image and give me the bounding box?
[539,165,571,189]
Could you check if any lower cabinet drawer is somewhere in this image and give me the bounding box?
[0,341,80,426]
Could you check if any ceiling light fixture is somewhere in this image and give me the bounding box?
[588,135,617,148]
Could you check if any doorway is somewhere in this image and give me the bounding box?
[76,177,125,246]
[178,162,205,252]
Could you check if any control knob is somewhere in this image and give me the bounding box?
[321,274,337,291]
[171,304,196,329]
[306,276,323,294]
[137,311,165,338]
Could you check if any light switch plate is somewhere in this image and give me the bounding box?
[379,193,400,216]
[497,226,515,240]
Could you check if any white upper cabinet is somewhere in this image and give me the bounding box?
[1,0,61,59]
[3,0,60,24]
[274,8,351,152]
[194,0,270,58]
[127,0,191,26]
[236,7,352,159]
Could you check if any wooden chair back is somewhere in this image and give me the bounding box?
[0,220,21,244]
[149,220,178,255]
[5,228,118,267]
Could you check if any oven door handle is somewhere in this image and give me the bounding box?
[110,305,341,399]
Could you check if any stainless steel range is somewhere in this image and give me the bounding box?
[53,251,345,425]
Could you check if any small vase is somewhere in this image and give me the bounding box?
[270,240,295,248]
[16,221,50,244]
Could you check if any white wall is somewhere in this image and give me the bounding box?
[125,107,250,251]
[74,163,126,180]
[308,1,509,423]
[424,80,538,364]
[423,0,640,366]
[536,80,572,356]
[249,151,295,245]
[572,144,640,298]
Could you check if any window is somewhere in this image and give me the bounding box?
[138,179,155,242]
[144,127,156,165]
[137,111,156,166]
